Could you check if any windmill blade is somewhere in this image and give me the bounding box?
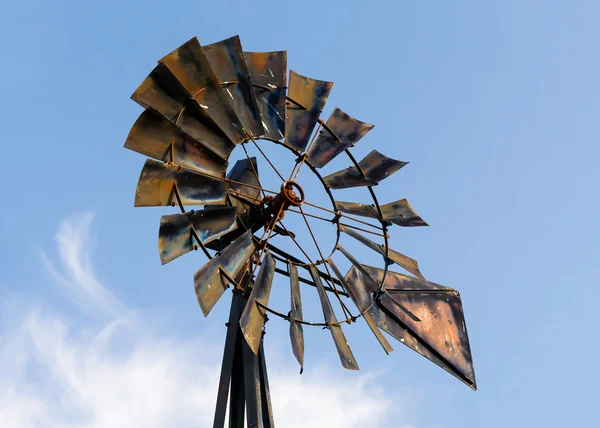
[158,37,246,144]
[308,265,359,370]
[306,107,374,168]
[285,71,333,152]
[125,108,228,177]
[327,259,393,355]
[172,104,236,161]
[158,207,238,265]
[134,159,228,207]
[226,157,261,205]
[204,36,264,139]
[240,251,276,354]
[244,51,287,140]
[345,264,477,390]
[194,230,256,316]
[336,199,428,227]
[380,199,428,227]
[131,63,190,122]
[336,201,379,219]
[340,226,424,279]
[288,262,305,370]
[324,150,408,189]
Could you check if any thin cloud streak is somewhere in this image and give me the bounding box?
[0,212,413,427]
[40,211,126,319]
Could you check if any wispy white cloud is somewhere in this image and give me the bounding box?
[40,212,126,319]
[0,212,414,427]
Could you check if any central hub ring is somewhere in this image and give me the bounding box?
[264,181,305,222]
[281,181,305,207]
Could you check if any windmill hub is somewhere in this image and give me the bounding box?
[264,180,305,221]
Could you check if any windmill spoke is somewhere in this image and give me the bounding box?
[297,206,353,320]
[246,133,286,182]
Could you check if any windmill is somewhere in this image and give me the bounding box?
[124,35,476,428]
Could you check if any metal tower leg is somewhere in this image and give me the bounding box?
[213,290,275,428]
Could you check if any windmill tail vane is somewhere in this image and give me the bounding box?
[124,34,476,428]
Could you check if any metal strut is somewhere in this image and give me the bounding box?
[213,289,274,428]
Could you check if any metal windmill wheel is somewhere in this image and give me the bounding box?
[124,35,476,428]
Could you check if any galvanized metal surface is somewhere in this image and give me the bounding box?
[159,37,246,144]
[131,63,189,121]
[194,230,256,316]
[324,150,408,189]
[204,36,265,139]
[327,259,393,354]
[340,226,424,279]
[336,198,427,227]
[134,159,228,207]
[158,207,238,265]
[306,107,374,168]
[173,105,236,161]
[285,71,333,152]
[244,51,287,140]
[380,199,428,227]
[125,108,228,177]
[309,265,359,370]
[227,157,261,205]
[288,263,305,370]
[240,251,276,355]
[345,264,476,389]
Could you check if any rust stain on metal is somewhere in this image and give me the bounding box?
[306,107,374,168]
[285,71,333,152]
[244,51,287,140]
[324,150,408,189]
[158,207,238,265]
[134,159,228,207]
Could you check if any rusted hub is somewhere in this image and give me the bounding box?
[264,181,305,221]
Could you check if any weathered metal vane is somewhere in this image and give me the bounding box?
[125,34,476,428]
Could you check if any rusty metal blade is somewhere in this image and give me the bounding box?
[380,199,428,227]
[158,207,238,265]
[125,108,228,177]
[340,226,424,279]
[336,199,427,227]
[244,51,287,140]
[288,262,305,370]
[323,150,408,189]
[345,264,476,390]
[194,230,256,316]
[158,37,246,144]
[308,265,358,370]
[327,259,393,355]
[226,158,261,205]
[240,251,276,354]
[134,159,227,207]
[131,63,189,122]
[203,36,264,139]
[285,71,333,152]
[306,107,374,168]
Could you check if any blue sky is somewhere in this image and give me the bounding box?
[1,1,598,426]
